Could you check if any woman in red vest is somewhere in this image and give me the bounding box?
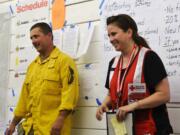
[96,14,173,135]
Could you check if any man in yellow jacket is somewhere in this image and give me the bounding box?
[6,22,79,135]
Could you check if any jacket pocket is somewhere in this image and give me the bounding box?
[43,73,61,95]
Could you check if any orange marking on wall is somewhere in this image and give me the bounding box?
[52,0,65,30]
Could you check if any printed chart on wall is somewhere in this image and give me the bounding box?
[10,0,50,73]
[9,0,50,81]
[99,0,180,102]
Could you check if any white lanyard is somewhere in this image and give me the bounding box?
[116,45,137,97]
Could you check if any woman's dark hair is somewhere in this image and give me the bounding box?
[107,14,150,48]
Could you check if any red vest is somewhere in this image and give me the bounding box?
[110,47,157,135]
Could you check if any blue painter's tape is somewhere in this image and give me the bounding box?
[88,21,91,29]
[99,10,103,16]
[64,20,67,26]
[85,63,92,69]
[49,22,52,29]
[10,107,13,112]
[61,28,65,32]
[96,98,102,106]
[9,5,14,14]
[70,24,75,28]
[99,0,105,9]
[12,89,15,97]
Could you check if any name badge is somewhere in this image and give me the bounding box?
[128,83,146,104]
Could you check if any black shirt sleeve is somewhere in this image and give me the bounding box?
[144,51,173,133]
[105,57,115,89]
[144,51,167,94]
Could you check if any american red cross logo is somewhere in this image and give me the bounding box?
[130,85,136,91]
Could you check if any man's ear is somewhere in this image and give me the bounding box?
[47,32,53,39]
[47,32,52,37]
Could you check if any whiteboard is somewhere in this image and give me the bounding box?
[99,0,180,103]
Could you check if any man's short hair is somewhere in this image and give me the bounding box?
[30,22,52,35]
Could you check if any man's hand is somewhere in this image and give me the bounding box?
[50,117,64,135]
[5,123,16,135]
[5,116,22,135]
[50,110,71,135]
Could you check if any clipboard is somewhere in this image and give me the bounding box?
[106,112,133,135]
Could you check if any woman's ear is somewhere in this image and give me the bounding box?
[127,28,133,38]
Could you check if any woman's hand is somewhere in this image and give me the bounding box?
[116,102,138,121]
[96,104,109,121]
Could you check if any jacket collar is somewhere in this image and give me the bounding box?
[34,46,59,64]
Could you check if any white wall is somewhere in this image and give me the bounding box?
[64,1,107,134]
